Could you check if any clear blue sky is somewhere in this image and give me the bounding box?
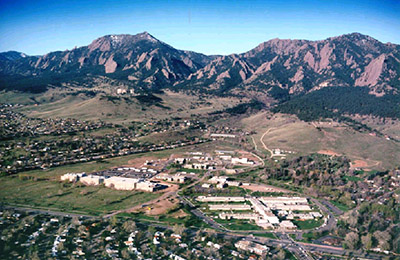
[0,0,399,55]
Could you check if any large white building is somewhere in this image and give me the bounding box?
[104,177,140,190]
[259,197,311,211]
[210,133,236,138]
[104,176,164,192]
[235,240,269,255]
[219,213,259,220]
[209,204,251,211]
[156,173,187,183]
[196,196,245,202]
[231,157,254,165]
[60,172,86,182]
[249,198,280,225]
[208,176,230,184]
[80,175,106,186]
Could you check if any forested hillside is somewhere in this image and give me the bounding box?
[272,87,400,121]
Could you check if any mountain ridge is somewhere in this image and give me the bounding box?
[1,32,399,96]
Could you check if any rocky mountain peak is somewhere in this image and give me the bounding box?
[1,32,399,97]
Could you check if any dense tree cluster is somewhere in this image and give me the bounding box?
[272,86,400,121]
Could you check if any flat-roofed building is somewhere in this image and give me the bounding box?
[184,163,211,170]
[249,198,280,225]
[226,181,242,187]
[136,181,165,192]
[231,157,254,165]
[210,133,236,138]
[272,204,312,211]
[235,240,269,255]
[196,196,245,202]
[156,173,187,183]
[60,172,86,182]
[255,219,274,229]
[209,204,251,211]
[80,175,106,186]
[259,196,311,211]
[219,155,232,160]
[219,213,259,220]
[260,196,308,205]
[215,150,234,155]
[265,212,280,224]
[208,176,229,184]
[280,220,297,230]
[201,183,211,188]
[104,177,139,190]
[310,212,323,218]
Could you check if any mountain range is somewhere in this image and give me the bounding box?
[1,32,400,98]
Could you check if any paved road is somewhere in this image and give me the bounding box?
[319,199,344,215]
[0,205,98,219]
[309,198,337,233]
[237,234,383,260]
[276,232,314,260]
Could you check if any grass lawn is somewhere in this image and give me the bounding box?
[301,230,329,242]
[0,139,239,216]
[215,219,263,231]
[292,219,324,230]
[330,200,350,212]
[0,147,201,215]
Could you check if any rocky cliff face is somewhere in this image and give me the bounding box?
[180,33,400,96]
[1,32,399,96]
[0,32,212,89]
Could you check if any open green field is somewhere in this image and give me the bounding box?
[0,147,177,215]
[241,112,400,170]
[0,177,158,216]
[215,218,264,231]
[330,200,350,212]
[0,141,237,215]
[292,219,324,230]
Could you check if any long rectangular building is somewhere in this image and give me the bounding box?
[219,213,259,220]
[260,197,308,205]
[104,176,165,192]
[209,204,251,211]
[259,197,311,211]
[104,176,140,190]
[196,196,246,202]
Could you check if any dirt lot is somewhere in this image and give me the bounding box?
[126,156,168,170]
[144,196,179,215]
[129,181,180,215]
[318,150,341,156]
[243,184,289,193]
[350,160,368,169]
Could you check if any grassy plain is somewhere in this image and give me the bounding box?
[241,112,400,170]
[0,141,238,215]
[9,89,241,124]
[0,178,159,216]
